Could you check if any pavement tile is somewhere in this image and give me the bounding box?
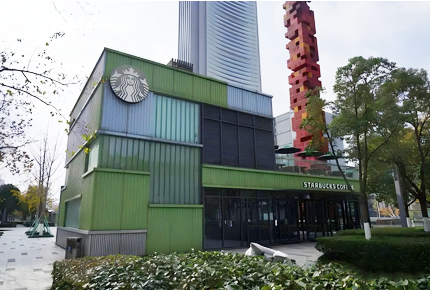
[0,226,64,289]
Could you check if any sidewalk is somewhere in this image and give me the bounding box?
[0,225,65,290]
[227,242,322,266]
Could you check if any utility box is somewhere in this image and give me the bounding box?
[65,237,83,259]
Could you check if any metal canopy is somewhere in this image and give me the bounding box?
[275,145,301,154]
[297,150,324,158]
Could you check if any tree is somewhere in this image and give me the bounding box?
[1,33,80,174]
[383,68,430,217]
[330,56,400,225]
[0,184,19,223]
[300,87,356,192]
[13,185,41,220]
[29,133,61,217]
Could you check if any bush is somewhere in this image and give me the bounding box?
[336,227,429,237]
[316,235,430,272]
[52,251,430,290]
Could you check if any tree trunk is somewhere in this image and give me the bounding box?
[418,194,429,218]
[1,208,8,223]
[359,193,370,225]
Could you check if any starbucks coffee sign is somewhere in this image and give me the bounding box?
[110,65,149,103]
[303,181,354,191]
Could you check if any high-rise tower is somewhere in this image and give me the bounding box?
[178,1,262,92]
[283,1,324,152]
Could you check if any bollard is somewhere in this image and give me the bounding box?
[364,222,371,240]
[423,217,430,232]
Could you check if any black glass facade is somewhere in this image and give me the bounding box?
[202,105,275,170]
[204,188,360,249]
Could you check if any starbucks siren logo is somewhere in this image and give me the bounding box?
[110,65,149,103]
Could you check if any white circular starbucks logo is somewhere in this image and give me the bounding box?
[110,66,149,103]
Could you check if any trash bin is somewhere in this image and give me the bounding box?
[65,237,83,259]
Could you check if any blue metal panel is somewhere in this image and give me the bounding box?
[227,85,273,117]
[101,83,200,144]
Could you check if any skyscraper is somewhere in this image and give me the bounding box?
[178,1,262,92]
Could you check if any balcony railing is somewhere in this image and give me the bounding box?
[276,156,358,179]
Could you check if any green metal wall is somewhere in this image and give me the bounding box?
[59,150,87,226]
[103,49,228,108]
[202,164,360,192]
[91,169,150,231]
[146,205,203,254]
[80,173,94,230]
[98,135,201,204]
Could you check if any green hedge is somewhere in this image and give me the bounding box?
[336,227,429,237]
[51,251,430,289]
[316,235,430,272]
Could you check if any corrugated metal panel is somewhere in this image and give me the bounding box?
[119,233,146,256]
[90,234,121,256]
[227,85,273,117]
[146,206,202,254]
[65,150,86,197]
[103,49,228,108]
[92,171,123,230]
[202,165,361,192]
[80,173,94,230]
[101,84,200,144]
[71,51,106,121]
[153,96,200,143]
[98,135,201,204]
[56,228,91,256]
[66,84,103,163]
[121,174,149,230]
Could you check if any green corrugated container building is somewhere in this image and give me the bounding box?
[56,49,361,256]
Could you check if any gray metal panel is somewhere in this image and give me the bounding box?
[56,228,147,257]
[227,86,273,117]
[71,51,106,122]
[56,227,91,256]
[120,233,146,256]
[90,234,121,256]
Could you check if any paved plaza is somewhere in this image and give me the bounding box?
[228,242,322,266]
[0,226,64,290]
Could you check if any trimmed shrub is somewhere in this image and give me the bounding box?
[336,227,429,237]
[316,235,430,272]
[51,251,430,290]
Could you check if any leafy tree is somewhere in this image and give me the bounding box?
[0,33,80,174]
[0,184,19,223]
[13,185,40,220]
[383,68,430,217]
[300,87,356,192]
[330,56,401,225]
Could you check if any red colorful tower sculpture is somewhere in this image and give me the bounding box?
[283,1,326,153]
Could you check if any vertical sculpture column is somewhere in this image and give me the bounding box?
[283,1,324,152]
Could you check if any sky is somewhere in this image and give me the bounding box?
[2,1,430,202]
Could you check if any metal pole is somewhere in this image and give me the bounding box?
[393,166,408,227]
